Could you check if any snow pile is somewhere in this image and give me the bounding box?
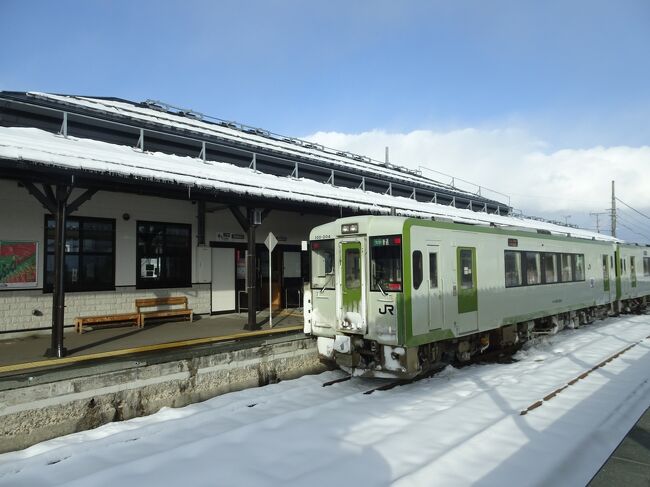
[0,126,616,242]
[26,92,467,194]
[0,315,648,486]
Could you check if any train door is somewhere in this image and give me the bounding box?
[339,240,365,332]
[339,241,366,333]
[602,254,612,301]
[427,246,443,330]
[456,247,478,334]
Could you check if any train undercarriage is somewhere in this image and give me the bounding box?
[329,297,648,380]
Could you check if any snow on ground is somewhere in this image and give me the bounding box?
[1,315,648,486]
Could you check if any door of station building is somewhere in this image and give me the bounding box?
[211,247,236,313]
[259,249,281,312]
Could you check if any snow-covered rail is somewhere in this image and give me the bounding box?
[1,315,649,487]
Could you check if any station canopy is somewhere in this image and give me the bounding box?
[0,123,617,243]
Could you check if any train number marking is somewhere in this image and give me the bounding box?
[379,304,394,315]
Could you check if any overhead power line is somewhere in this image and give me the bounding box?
[616,197,650,221]
[615,219,650,241]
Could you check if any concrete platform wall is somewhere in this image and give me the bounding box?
[0,336,325,453]
[0,284,211,338]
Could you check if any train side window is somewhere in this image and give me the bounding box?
[429,253,438,289]
[525,252,541,285]
[561,254,573,282]
[631,256,636,280]
[504,251,522,287]
[542,253,558,283]
[412,251,423,290]
[310,240,335,289]
[345,248,361,289]
[644,257,650,276]
[459,249,474,289]
[574,254,585,281]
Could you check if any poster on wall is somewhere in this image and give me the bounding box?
[0,240,38,288]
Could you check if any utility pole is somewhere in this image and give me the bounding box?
[611,180,617,238]
[589,211,608,233]
[385,146,389,165]
[563,215,572,225]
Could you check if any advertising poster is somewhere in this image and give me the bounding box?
[0,240,38,288]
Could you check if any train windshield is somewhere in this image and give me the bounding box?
[370,235,403,292]
[310,240,335,289]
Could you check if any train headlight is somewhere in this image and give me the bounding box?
[341,223,359,234]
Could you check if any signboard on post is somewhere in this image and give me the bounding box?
[264,232,278,328]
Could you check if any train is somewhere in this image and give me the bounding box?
[303,215,650,378]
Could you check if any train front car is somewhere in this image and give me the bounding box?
[304,216,416,378]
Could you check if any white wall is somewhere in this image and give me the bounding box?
[0,180,335,336]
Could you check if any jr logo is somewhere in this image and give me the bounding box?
[378,304,394,315]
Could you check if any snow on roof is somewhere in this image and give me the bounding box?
[25,92,484,200]
[0,126,618,243]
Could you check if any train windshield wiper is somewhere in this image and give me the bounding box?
[377,282,388,297]
[319,273,334,294]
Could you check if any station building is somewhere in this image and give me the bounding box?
[0,91,513,355]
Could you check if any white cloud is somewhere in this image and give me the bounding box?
[305,128,650,242]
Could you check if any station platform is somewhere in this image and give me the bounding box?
[589,406,650,486]
[0,308,304,376]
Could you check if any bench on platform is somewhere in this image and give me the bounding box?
[136,296,193,328]
[74,313,140,334]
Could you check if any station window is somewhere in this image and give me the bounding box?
[370,235,402,292]
[45,216,115,292]
[310,240,335,290]
[429,252,438,289]
[504,251,522,287]
[412,251,423,290]
[542,253,558,283]
[525,252,541,285]
[136,221,191,289]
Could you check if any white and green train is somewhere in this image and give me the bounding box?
[303,215,650,378]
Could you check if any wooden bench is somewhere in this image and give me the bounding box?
[75,312,140,334]
[136,296,193,328]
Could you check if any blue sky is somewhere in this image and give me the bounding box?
[2,0,649,241]
[2,0,650,147]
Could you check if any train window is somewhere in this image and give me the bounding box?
[459,249,474,289]
[542,253,558,283]
[631,257,637,282]
[574,255,585,281]
[429,253,438,289]
[561,254,573,282]
[504,251,522,287]
[345,249,361,289]
[370,235,402,292]
[525,252,541,285]
[310,240,335,290]
[413,251,423,290]
[644,257,650,276]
